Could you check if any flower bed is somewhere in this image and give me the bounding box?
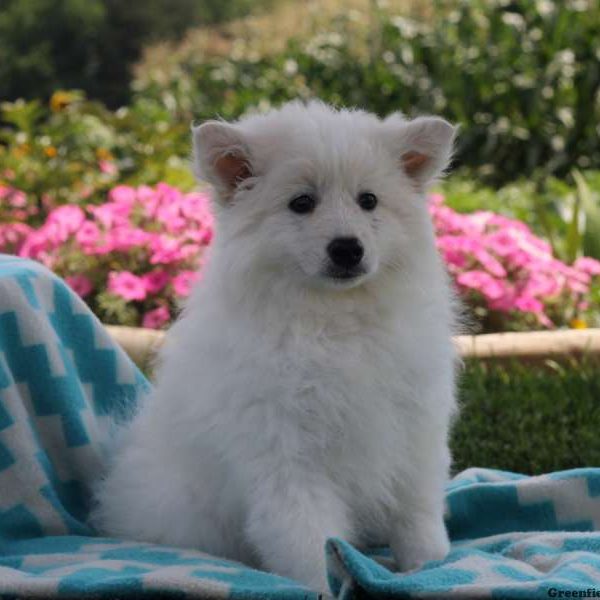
[429,194,600,331]
[0,183,213,328]
[0,183,598,332]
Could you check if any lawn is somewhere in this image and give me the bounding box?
[452,359,600,475]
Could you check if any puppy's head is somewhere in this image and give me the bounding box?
[193,101,455,291]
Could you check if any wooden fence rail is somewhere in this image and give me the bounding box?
[106,326,600,371]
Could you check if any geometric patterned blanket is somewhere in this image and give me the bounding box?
[1,255,600,599]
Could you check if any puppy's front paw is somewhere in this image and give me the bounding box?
[390,518,450,572]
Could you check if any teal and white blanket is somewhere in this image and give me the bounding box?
[1,254,600,599]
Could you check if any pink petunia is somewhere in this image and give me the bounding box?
[181,192,212,222]
[574,256,600,276]
[136,185,155,203]
[172,270,200,297]
[150,235,184,265]
[200,227,213,245]
[7,189,27,207]
[521,273,561,298]
[143,270,171,294]
[457,270,505,300]
[513,296,545,314]
[108,226,151,252]
[99,160,118,176]
[472,247,507,278]
[0,223,32,253]
[47,204,85,227]
[142,305,171,329]
[89,203,129,229]
[428,193,445,206]
[18,229,51,259]
[108,185,137,206]
[65,274,93,298]
[75,221,100,249]
[108,271,147,301]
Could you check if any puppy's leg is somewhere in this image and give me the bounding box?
[389,423,451,571]
[390,497,450,572]
[243,466,351,592]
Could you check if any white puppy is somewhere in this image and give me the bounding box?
[93,100,459,592]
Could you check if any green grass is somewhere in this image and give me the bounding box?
[451,359,600,476]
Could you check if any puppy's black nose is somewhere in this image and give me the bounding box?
[327,237,364,268]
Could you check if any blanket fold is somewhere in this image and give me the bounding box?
[327,469,600,598]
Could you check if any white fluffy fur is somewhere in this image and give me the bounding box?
[92,101,459,592]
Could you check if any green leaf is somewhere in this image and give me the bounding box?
[565,172,583,264]
[573,169,600,260]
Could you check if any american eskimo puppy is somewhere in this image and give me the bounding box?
[93,100,458,592]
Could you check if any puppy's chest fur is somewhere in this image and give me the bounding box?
[194,306,425,484]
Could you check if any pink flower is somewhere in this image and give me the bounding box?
[486,230,520,257]
[89,203,128,228]
[522,273,561,298]
[457,270,505,300]
[108,271,147,301]
[428,193,445,206]
[108,185,136,206]
[472,247,506,277]
[18,229,51,259]
[0,223,32,253]
[108,226,150,251]
[181,192,212,222]
[65,274,93,297]
[514,296,544,314]
[150,235,183,265]
[172,270,199,297]
[47,205,85,235]
[566,277,590,295]
[6,188,27,207]
[142,305,171,329]
[574,257,600,276]
[143,270,170,294]
[99,160,118,175]
[75,221,100,248]
[155,182,182,205]
[179,243,202,260]
[201,228,213,245]
[136,185,155,203]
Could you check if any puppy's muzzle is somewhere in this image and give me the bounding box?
[327,237,364,270]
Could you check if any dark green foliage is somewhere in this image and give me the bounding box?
[451,359,600,475]
[137,0,600,184]
[0,0,106,102]
[0,0,273,107]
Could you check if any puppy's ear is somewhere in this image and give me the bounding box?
[192,121,253,198]
[386,116,456,188]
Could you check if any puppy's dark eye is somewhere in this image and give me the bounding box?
[289,194,316,214]
[358,192,378,211]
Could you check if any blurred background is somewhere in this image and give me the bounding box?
[1,0,600,472]
[1,0,599,330]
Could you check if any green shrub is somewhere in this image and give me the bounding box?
[0,0,107,102]
[135,0,600,184]
[0,94,194,214]
[451,359,600,474]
